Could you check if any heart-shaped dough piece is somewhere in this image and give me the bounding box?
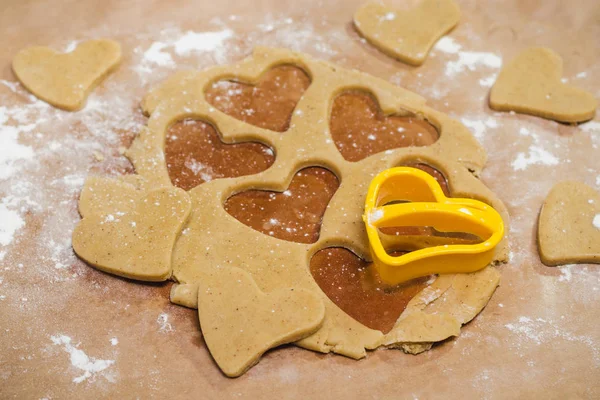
[490,47,597,123]
[197,267,325,377]
[538,181,600,266]
[73,186,192,281]
[354,0,460,66]
[12,39,121,111]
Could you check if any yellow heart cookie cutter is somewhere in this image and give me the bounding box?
[363,167,504,285]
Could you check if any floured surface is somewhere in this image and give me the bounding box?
[1,0,599,398]
[98,45,506,368]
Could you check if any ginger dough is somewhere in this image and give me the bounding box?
[12,39,121,111]
[354,0,460,66]
[490,47,597,123]
[197,267,325,377]
[73,47,509,376]
[73,183,192,281]
[538,181,600,266]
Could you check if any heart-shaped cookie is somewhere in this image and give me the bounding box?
[12,39,121,111]
[538,181,600,266]
[330,91,439,162]
[490,47,597,123]
[197,267,325,377]
[205,65,310,132]
[165,119,275,190]
[73,187,191,281]
[354,0,460,66]
[224,167,339,244]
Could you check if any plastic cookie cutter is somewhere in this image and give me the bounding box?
[363,167,504,285]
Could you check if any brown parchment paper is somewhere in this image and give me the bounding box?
[0,0,599,398]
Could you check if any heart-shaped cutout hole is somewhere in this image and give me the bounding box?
[310,247,430,333]
[330,91,439,162]
[224,167,339,244]
[165,119,275,191]
[205,65,311,132]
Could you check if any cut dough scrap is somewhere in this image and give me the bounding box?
[354,0,460,66]
[73,186,192,281]
[73,47,509,376]
[141,70,199,116]
[380,266,500,351]
[78,176,141,218]
[538,181,600,266]
[490,47,597,123]
[197,267,325,377]
[12,39,121,111]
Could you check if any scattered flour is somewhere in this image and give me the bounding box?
[446,51,502,76]
[434,36,462,54]
[593,214,600,229]
[478,74,497,88]
[142,42,174,67]
[157,313,173,333]
[133,17,347,84]
[368,208,384,223]
[580,120,600,133]
[512,146,559,171]
[433,36,502,76]
[557,265,574,282]
[417,286,443,305]
[64,40,80,53]
[0,105,37,180]
[50,335,115,383]
[460,116,498,140]
[134,27,235,78]
[0,79,21,93]
[0,201,25,246]
[504,316,598,364]
[173,29,234,56]
[184,158,215,182]
[511,127,559,171]
[380,12,397,21]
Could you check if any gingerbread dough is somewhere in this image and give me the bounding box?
[73,47,509,376]
[12,39,121,111]
[353,0,460,66]
[73,181,192,281]
[490,47,597,123]
[197,267,325,377]
[538,181,600,266]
